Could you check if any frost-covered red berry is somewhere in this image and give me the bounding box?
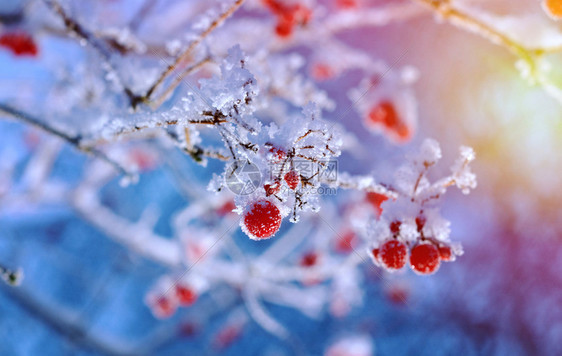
[175,284,197,306]
[151,295,176,319]
[438,245,453,262]
[284,170,300,189]
[371,247,380,261]
[367,100,412,144]
[378,240,408,270]
[275,19,293,37]
[410,243,440,275]
[242,200,282,240]
[266,143,286,163]
[293,4,312,25]
[300,251,318,267]
[0,32,38,56]
[389,220,401,235]
[264,181,281,196]
[365,192,388,217]
[262,0,311,38]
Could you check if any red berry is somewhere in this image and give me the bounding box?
[365,192,388,217]
[151,296,176,319]
[175,285,197,306]
[336,0,358,9]
[389,220,401,235]
[410,243,440,275]
[217,200,236,216]
[262,0,311,38]
[300,251,318,267]
[242,200,282,239]
[335,231,355,253]
[293,4,312,25]
[275,19,293,37]
[311,63,334,81]
[266,144,286,163]
[264,181,281,196]
[367,100,413,143]
[438,245,453,262]
[284,170,300,190]
[0,32,38,57]
[371,247,380,261]
[379,240,408,270]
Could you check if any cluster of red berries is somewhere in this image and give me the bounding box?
[149,283,198,319]
[366,100,413,144]
[261,0,312,38]
[372,238,453,275]
[263,143,301,196]
[0,32,38,57]
[264,169,300,195]
[371,220,453,275]
[242,199,283,240]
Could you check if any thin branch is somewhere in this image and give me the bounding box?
[412,0,562,103]
[44,0,244,109]
[321,173,398,198]
[141,0,246,102]
[43,0,139,104]
[149,56,212,109]
[0,103,133,178]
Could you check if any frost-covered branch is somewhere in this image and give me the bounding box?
[0,103,133,178]
[136,0,247,108]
